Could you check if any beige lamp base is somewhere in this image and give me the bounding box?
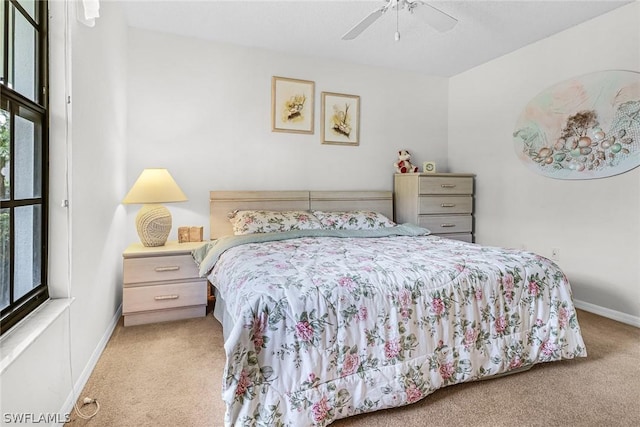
[136,204,172,247]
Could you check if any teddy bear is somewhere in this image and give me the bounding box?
[394,150,419,173]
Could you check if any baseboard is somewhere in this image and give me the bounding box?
[574,299,640,328]
[57,304,122,424]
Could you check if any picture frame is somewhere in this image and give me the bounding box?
[321,92,360,146]
[271,76,315,134]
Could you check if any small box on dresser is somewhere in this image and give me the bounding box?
[394,173,475,242]
[122,241,207,326]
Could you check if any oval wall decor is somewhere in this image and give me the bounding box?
[513,70,640,179]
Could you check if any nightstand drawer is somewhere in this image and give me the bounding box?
[123,280,207,314]
[123,254,198,285]
[418,215,472,234]
[419,177,473,195]
[418,196,472,214]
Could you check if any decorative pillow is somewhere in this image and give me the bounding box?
[312,210,396,230]
[228,210,322,235]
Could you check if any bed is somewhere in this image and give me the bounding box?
[193,190,587,426]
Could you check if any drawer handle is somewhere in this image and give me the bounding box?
[441,184,456,188]
[154,294,179,301]
[154,266,180,272]
[441,203,456,207]
[441,224,456,228]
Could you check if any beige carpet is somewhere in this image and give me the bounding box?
[66,310,639,427]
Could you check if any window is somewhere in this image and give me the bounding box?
[1,0,48,335]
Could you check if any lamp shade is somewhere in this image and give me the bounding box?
[122,168,188,204]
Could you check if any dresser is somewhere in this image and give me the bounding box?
[394,173,475,242]
[122,241,207,326]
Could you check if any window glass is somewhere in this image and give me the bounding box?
[14,204,41,300]
[0,207,9,311]
[14,106,41,199]
[0,0,47,335]
[17,0,37,22]
[13,3,37,101]
[1,3,4,85]
[4,4,12,88]
[0,106,9,201]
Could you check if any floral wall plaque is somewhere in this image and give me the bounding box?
[513,70,640,179]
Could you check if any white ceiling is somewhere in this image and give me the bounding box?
[121,0,632,77]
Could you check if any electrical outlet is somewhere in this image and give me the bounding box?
[551,248,560,261]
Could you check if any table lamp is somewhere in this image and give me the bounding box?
[122,168,188,247]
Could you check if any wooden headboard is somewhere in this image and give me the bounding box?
[209,190,393,239]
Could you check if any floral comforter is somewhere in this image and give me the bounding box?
[194,226,586,426]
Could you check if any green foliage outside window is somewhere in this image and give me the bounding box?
[0,110,9,198]
[0,109,8,199]
[1,210,7,309]
[0,110,8,308]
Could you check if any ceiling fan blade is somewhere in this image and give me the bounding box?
[411,2,458,32]
[342,7,386,40]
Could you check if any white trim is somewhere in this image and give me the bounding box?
[574,299,640,328]
[0,298,74,374]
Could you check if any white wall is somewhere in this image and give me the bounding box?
[125,28,450,242]
[0,0,129,420]
[448,2,640,320]
[67,0,128,384]
[0,309,71,422]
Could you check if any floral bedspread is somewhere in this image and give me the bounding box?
[202,229,587,426]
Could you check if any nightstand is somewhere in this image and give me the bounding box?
[122,241,207,326]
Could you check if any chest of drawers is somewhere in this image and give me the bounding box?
[394,173,475,242]
[122,241,207,326]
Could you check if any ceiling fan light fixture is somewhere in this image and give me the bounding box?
[341,0,457,41]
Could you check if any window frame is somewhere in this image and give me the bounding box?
[1,0,49,335]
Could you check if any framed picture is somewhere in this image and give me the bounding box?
[271,76,315,134]
[321,92,360,146]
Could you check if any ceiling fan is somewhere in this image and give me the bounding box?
[342,0,458,41]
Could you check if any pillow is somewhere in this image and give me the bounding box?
[312,210,396,230]
[228,210,322,235]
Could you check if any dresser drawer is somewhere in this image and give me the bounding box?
[123,280,207,314]
[123,254,199,285]
[418,196,473,214]
[419,177,473,195]
[418,215,472,234]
